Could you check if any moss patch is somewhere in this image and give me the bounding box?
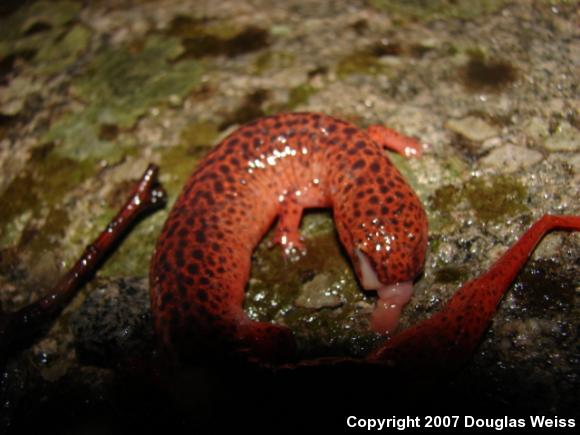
[464,175,528,223]
[247,212,379,358]
[369,0,506,21]
[252,50,296,74]
[336,49,388,78]
[0,1,81,60]
[44,35,203,161]
[430,174,528,227]
[0,145,94,248]
[167,16,270,59]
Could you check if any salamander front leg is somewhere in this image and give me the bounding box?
[269,195,306,256]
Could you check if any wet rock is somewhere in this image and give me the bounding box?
[445,116,499,142]
[295,273,344,309]
[0,76,42,116]
[544,121,579,152]
[523,116,549,140]
[69,277,154,367]
[480,144,543,172]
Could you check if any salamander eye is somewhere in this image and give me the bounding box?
[354,247,382,290]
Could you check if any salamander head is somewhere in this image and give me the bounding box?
[347,218,427,335]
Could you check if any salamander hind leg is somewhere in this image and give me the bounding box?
[237,319,297,365]
[269,194,306,256]
[367,125,423,158]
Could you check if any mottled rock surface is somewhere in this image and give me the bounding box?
[0,0,578,432]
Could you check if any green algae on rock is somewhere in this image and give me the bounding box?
[246,212,380,358]
[336,49,390,78]
[0,1,81,60]
[464,175,528,223]
[252,50,296,75]
[369,0,507,21]
[0,147,94,248]
[166,15,270,59]
[430,174,528,225]
[159,120,221,194]
[33,24,91,76]
[0,75,43,116]
[44,35,203,161]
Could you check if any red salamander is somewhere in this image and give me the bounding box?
[148,112,580,369]
[1,114,577,373]
[150,112,428,364]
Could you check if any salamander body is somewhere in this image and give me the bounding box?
[150,112,427,364]
[148,112,580,371]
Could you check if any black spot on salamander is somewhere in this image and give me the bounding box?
[197,290,208,301]
[160,260,171,273]
[352,159,365,170]
[204,191,215,205]
[161,292,173,308]
[180,273,194,286]
[177,284,188,296]
[219,164,230,174]
[370,162,380,173]
[192,249,204,260]
[355,140,365,149]
[175,249,186,267]
[214,181,224,193]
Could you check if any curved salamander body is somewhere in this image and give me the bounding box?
[149,112,580,371]
[150,113,428,364]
